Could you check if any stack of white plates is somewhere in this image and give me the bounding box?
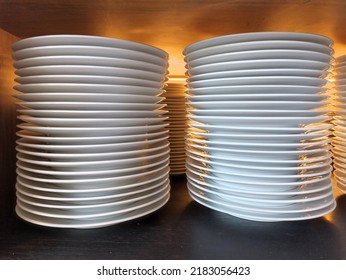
[162,78,186,175]
[12,35,171,228]
[332,55,346,193]
[184,32,336,222]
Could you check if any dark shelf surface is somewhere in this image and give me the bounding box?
[1,175,346,260]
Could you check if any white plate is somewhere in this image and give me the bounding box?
[16,75,164,88]
[12,35,168,58]
[15,181,169,209]
[188,115,329,127]
[15,192,169,228]
[187,109,327,117]
[186,164,330,189]
[16,155,169,177]
[184,32,333,54]
[14,83,163,95]
[188,69,329,82]
[188,76,327,88]
[18,116,168,127]
[186,93,328,102]
[16,179,170,208]
[17,109,167,118]
[15,65,166,82]
[13,93,164,103]
[17,167,170,193]
[16,187,170,219]
[17,101,165,111]
[188,179,333,208]
[187,151,331,176]
[13,45,168,67]
[17,128,168,144]
[14,55,167,74]
[187,50,332,68]
[188,100,326,110]
[186,157,331,183]
[17,123,168,136]
[186,143,331,164]
[16,161,169,183]
[188,184,335,214]
[16,176,170,202]
[186,41,333,62]
[187,128,330,143]
[187,84,326,95]
[187,59,331,75]
[187,171,332,196]
[190,122,332,134]
[187,139,330,156]
[16,141,169,160]
[16,134,168,152]
[188,186,335,222]
[17,151,169,174]
[187,137,330,150]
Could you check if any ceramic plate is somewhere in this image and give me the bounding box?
[13,35,168,59]
[14,83,163,95]
[184,32,333,54]
[14,55,167,74]
[13,45,168,67]
[15,65,166,82]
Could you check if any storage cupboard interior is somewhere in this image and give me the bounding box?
[1,0,346,259]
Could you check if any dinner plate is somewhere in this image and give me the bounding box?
[13,45,168,67]
[17,123,168,136]
[18,116,168,127]
[16,141,169,160]
[17,151,170,173]
[17,167,170,193]
[188,100,326,110]
[185,40,333,61]
[188,186,336,222]
[17,101,165,111]
[15,176,170,202]
[188,179,333,207]
[187,76,327,88]
[187,151,331,176]
[15,65,167,82]
[13,93,164,103]
[16,187,170,219]
[15,75,164,88]
[187,109,327,118]
[188,184,335,216]
[190,122,332,134]
[17,109,167,118]
[14,55,168,74]
[187,50,332,68]
[187,69,329,82]
[186,144,331,165]
[15,181,169,209]
[188,115,330,127]
[16,134,168,152]
[186,157,332,183]
[187,59,331,76]
[186,93,328,102]
[187,136,330,150]
[187,128,330,143]
[14,83,163,95]
[187,84,326,95]
[12,35,169,59]
[16,129,168,144]
[184,32,333,54]
[16,162,170,186]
